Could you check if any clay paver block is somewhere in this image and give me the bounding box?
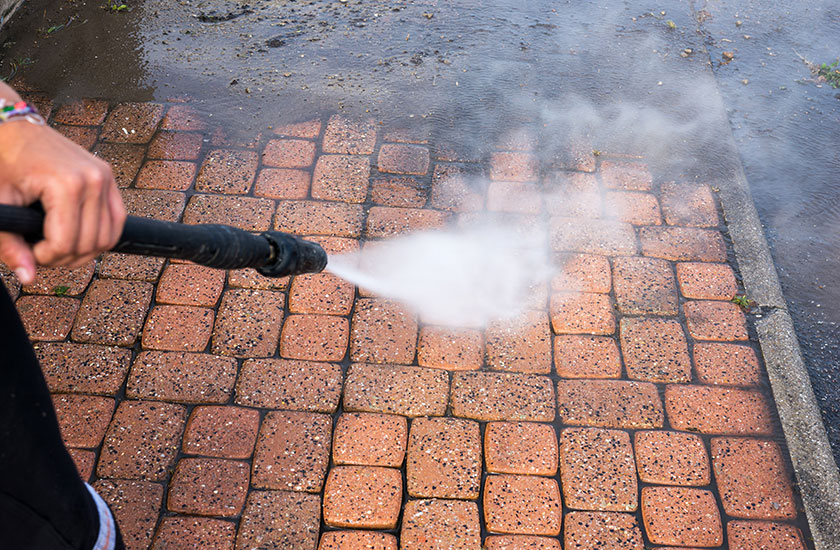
[552,254,611,293]
[619,318,691,383]
[544,172,601,218]
[484,475,562,536]
[236,490,320,550]
[147,130,204,161]
[693,343,761,387]
[210,127,262,149]
[612,257,678,315]
[332,412,408,467]
[372,175,429,208]
[483,536,561,550]
[275,200,365,237]
[252,411,332,492]
[550,217,637,256]
[311,154,371,203]
[167,457,249,517]
[36,342,132,395]
[496,128,536,151]
[183,406,260,459]
[406,417,481,499]
[604,191,661,225]
[684,300,749,341]
[556,380,663,429]
[121,189,185,221]
[98,253,165,282]
[184,194,274,231]
[156,264,225,307]
[366,206,448,238]
[559,428,637,512]
[127,351,237,403]
[317,531,398,550]
[323,466,403,529]
[344,363,449,417]
[378,143,430,175]
[161,105,208,131]
[211,289,285,357]
[661,183,719,227]
[418,326,484,370]
[263,138,317,168]
[401,499,481,550]
[665,385,773,435]
[55,124,98,150]
[639,227,727,262]
[141,305,214,352]
[553,335,621,379]
[195,149,258,194]
[485,422,558,476]
[549,292,615,335]
[16,295,79,341]
[280,314,349,362]
[273,119,322,139]
[54,98,109,125]
[20,91,54,119]
[563,511,644,550]
[322,115,377,154]
[93,479,164,550]
[350,298,418,364]
[235,358,342,412]
[24,262,96,296]
[451,371,555,422]
[711,438,797,520]
[727,520,807,550]
[384,126,431,144]
[430,163,484,212]
[634,431,710,486]
[254,167,311,199]
[52,394,115,448]
[641,486,723,547]
[485,310,551,373]
[676,262,737,299]
[69,449,96,481]
[97,400,186,481]
[600,160,652,191]
[72,280,153,347]
[136,160,197,190]
[486,181,543,214]
[101,102,164,143]
[228,268,289,291]
[94,143,146,187]
[490,152,538,182]
[152,517,236,550]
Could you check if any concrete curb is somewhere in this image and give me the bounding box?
[711,95,840,549]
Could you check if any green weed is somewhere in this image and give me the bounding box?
[53,286,70,297]
[817,59,840,89]
[731,294,756,311]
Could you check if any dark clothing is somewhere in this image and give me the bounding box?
[0,284,124,550]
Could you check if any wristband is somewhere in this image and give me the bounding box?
[0,99,46,126]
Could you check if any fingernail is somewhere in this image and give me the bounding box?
[14,267,32,284]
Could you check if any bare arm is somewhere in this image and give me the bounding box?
[0,82,125,284]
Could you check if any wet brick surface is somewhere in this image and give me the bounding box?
[11,103,813,549]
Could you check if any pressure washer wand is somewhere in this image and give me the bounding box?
[0,204,328,278]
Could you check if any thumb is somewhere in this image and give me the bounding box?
[0,232,36,285]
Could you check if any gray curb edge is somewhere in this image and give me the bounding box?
[710,88,840,549]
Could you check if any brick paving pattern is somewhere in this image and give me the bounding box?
[7,91,814,549]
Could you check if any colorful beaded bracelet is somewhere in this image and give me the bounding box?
[0,99,45,125]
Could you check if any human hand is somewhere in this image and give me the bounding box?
[0,116,126,285]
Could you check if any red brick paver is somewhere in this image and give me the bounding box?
[17,100,812,550]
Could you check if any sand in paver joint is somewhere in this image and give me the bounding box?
[9,92,813,550]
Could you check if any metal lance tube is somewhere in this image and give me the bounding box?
[0,204,328,278]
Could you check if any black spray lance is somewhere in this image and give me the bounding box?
[0,204,328,277]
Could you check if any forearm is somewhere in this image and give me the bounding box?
[0,81,23,103]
